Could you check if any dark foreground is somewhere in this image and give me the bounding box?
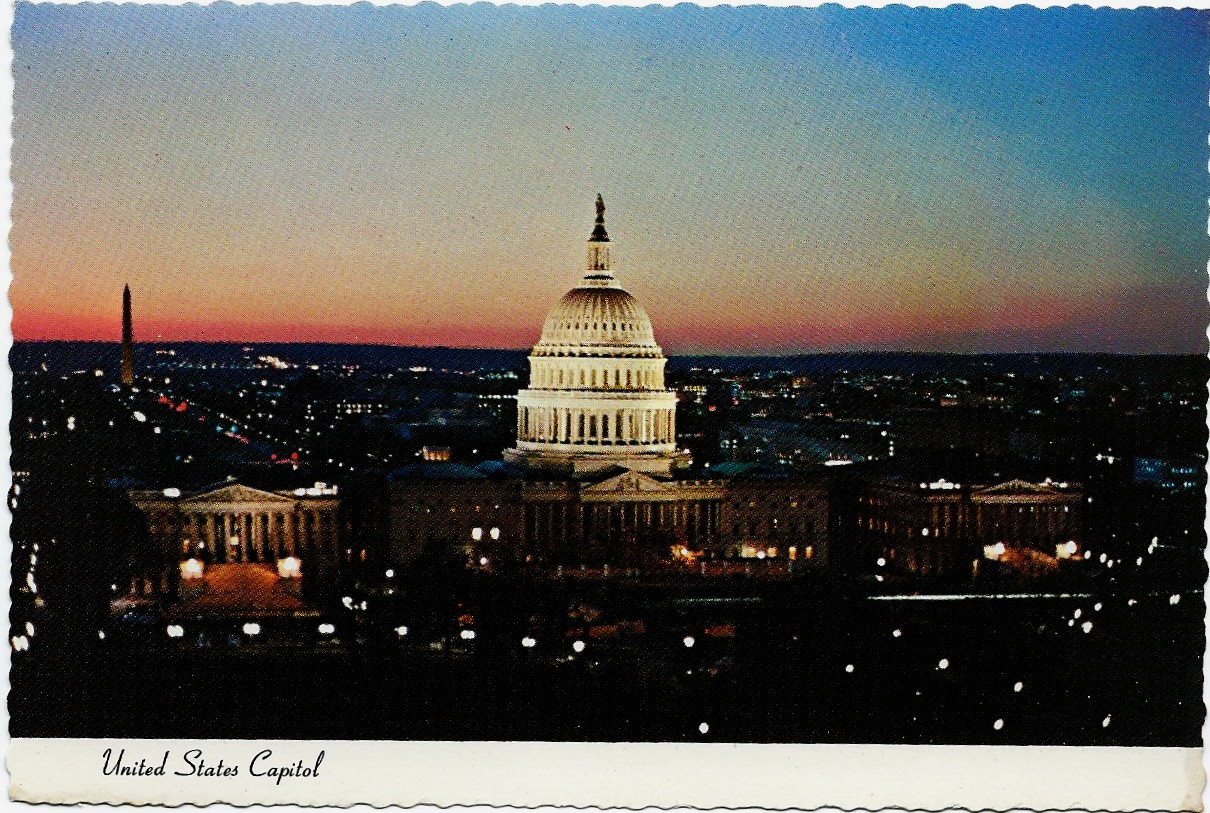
[10,581,1203,745]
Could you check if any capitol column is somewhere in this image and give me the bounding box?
[286,511,298,557]
[275,512,286,557]
[212,515,223,561]
[241,514,253,560]
[279,515,291,558]
[247,513,258,560]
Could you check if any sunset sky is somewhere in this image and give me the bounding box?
[11,3,1208,354]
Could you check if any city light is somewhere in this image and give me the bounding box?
[243,623,261,636]
[180,558,204,580]
[460,629,476,641]
[318,624,336,635]
[683,636,695,648]
[277,557,301,579]
[572,640,586,653]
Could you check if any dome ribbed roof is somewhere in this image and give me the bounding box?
[531,284,661,358]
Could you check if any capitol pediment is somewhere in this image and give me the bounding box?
[180,483,298,507]
[580,469,675,499]
[974,479,1053,496]
[970,479,1076,502]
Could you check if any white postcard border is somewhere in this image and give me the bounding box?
[6,739,1204,810]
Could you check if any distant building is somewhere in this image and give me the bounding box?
[126,479,343,599]
[1133,457,1204,493]
[855,476,1083,576]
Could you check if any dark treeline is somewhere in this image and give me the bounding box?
[12,341,1208,383]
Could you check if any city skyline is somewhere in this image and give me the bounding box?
[12,4,1209,355]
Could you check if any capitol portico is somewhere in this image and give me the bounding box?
[127,482,341,567]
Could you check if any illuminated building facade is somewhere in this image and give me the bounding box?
[126,480,343,596]
[386,464,828,569]
[855,477,1083,576]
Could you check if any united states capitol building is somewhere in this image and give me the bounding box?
[385,196,829,570]
[124,197,1084,601]
[126,197,830,599]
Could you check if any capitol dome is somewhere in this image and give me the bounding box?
[504,196,689,476]
[533,286,661,358]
